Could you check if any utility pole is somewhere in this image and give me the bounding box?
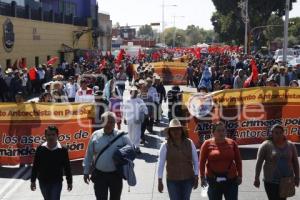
[161,0,177,46]
[240,0,249,55]
[162,0,165,45]
[283,0,290,64]
[245,0,248,55]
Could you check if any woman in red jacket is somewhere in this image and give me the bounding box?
[199,122,242,200]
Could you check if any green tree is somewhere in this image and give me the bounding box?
[138,25,154,38]
[264,15,284,42]
[289,17,300,38]
[164,28,186,47]
[211,0,297,44]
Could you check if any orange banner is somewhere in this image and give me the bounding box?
[134,62,187,85]
[0,103,94,165]
[182,87,300,148]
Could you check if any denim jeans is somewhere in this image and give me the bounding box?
[264,182,286,200]
[39,181,62,200]
[207,178,238,200]
[167,178,194,200]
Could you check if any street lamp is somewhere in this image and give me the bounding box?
[249,25,283,53]
[239,0,249,55]
[283,0,290,64]
[172,15,185,47]
[162,0,177,45]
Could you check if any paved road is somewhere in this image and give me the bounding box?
[0,85,300,200]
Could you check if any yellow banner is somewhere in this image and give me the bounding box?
[182,87,300,147]
[0,103,95,121]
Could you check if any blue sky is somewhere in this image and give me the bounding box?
[98,0,300,30]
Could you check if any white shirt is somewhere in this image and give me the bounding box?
[75,88,95,103]
[83,130,132,174]
[123,97,148,123]
[21,74,28,87]
[157,140,199,179]
[38,69,45,80]
[65,83,77,98]
[280,75,286,86]
[41,142,62,151]
[148,86,159,103]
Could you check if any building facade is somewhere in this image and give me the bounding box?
[0,0,99,70]
[98,12,112,51]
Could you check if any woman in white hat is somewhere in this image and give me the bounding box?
[157,118,199,200]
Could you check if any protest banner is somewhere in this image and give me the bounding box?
[134,62,187,85]
[182,87,300,148]
[0,103,94,165]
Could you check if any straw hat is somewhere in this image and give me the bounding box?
[164,118,187,137]
[138,79,146,85]
[129,86,138,91]
[5,68,13,74]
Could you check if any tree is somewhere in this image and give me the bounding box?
[113,22,120,28]
[264,15,284,43]
[164,28,186,47]
[289,17,300,38]
[211,0,297,44]
[138,25,154,39]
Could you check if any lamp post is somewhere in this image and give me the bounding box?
[283,0,290,64]
[240,0,249,55]
[162,0,177,45]
[250,25,283,53]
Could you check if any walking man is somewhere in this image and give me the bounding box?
[124,86,148,153]
[83,112,132,200]
[30,126,72,200]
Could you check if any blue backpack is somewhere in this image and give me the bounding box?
[113,144,137,186]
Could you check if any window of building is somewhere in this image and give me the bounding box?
[1,0,25,6]
[35,56,39,67]
[6,59,11,69]
[59,1,77,16]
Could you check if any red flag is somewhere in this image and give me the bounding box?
[195,48,201,59]
[47,57,59,66]
[244,59,259,88]
[116,49,125,65]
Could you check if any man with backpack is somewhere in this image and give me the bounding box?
[83,111,132,200]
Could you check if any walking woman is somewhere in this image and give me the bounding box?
[157,119,199,200]
[254,124,299,200]
[199,122,242,200]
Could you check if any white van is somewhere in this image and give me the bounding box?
[273,49,298,60]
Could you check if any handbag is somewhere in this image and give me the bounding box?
[90,132,125,183]
[279,177,295,198]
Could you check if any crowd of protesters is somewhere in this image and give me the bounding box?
[1,47,300,200]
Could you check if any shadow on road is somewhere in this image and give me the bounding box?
[136,152,158,163]
[0,166,31,180]
[143,134,163,150]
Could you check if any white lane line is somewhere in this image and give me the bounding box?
[0,167,28,197]
[0,168,31,200]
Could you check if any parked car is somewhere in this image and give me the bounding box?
[275,55,294,63]
[273,49,298,60]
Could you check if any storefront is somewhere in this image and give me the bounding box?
[0,15,92,69]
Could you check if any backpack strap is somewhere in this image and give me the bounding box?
[94,132,125,166]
